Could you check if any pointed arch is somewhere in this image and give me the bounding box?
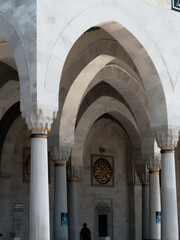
[46,5,170,129]
[72,97,141,168]
[0,15,30,112]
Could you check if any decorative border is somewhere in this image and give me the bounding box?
[172,0,180,12]
[91,154,114,188]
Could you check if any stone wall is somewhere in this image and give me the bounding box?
[77,118,142,240]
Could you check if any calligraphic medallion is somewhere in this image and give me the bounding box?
[93,158,112,184]
[25,154,31,177]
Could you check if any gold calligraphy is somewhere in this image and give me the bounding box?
[93,158,112,184]
[25,154,31,177]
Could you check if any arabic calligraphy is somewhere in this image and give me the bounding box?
[25,154,31,177]
[93,158,112,184]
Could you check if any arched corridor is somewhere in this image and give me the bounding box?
[0,1,180,240]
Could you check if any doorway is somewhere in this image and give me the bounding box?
[94,199,113,240]
[99,214,107,237]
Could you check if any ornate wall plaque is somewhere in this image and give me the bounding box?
[93,158,112,184]
[91,154,114,187]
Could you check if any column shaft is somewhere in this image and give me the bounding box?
[149,171,161,240]
[161,150,179,240]
[68,179,79,240]
[142,184,149,240]
[29,133,50,240]
[54,163,68,240]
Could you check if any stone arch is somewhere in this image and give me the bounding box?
[59,63,150,152]
[0,15,30,113]
[46,5,170,129]
[0,102,21,171]
[75,82,131,125]
[59,55,115,143]
[75,79,153,156]
[95,202,111,214]
[59,39,141,113]
[0,62,19,88]
[72,97,142,168]
[0,80,20,120]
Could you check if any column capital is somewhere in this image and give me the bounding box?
[145,154,161,172]
[67,164,81,182]
[154,128,179,149]
[136,163,149,185]
[59,142,73,162]
[22,103,57,132]
[49,135,73,163]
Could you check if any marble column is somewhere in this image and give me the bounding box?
[156,129,179,240]
[137,164,149,240]
[142,183,149,240]
[21,91,57,240]
[52,143,72,240]
[67,165,80,240]
[147,156,161,240]
[29,129,50,240]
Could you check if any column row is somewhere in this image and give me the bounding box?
[138,131,179,240]
[28,121,179,240]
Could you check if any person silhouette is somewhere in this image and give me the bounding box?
[80,223,91,240]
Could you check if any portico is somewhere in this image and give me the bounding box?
[0,1,180,240]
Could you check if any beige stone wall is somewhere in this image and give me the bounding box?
[77,118,141,240]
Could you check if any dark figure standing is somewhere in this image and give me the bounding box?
[80,223,91,240]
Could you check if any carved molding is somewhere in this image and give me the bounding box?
[49,135,73,162]
[136,163,149,185]
[145,154,161,171]
[67,164,81,180]
[22,104,57,132]
[154,128,179,149]
[59,143,73,161]
[54,162,67,167]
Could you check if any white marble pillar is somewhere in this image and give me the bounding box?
[54,160,68,240]
[67,165,80,240]
[137,164,149,240]
[142,183,149,240]
[51,142,72,240]
[22,97,57,240]
[156,129,179,240]
[146,156,161,240]
[161,149,178,240]
[29,130,50,240]
[149,169,161,240]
